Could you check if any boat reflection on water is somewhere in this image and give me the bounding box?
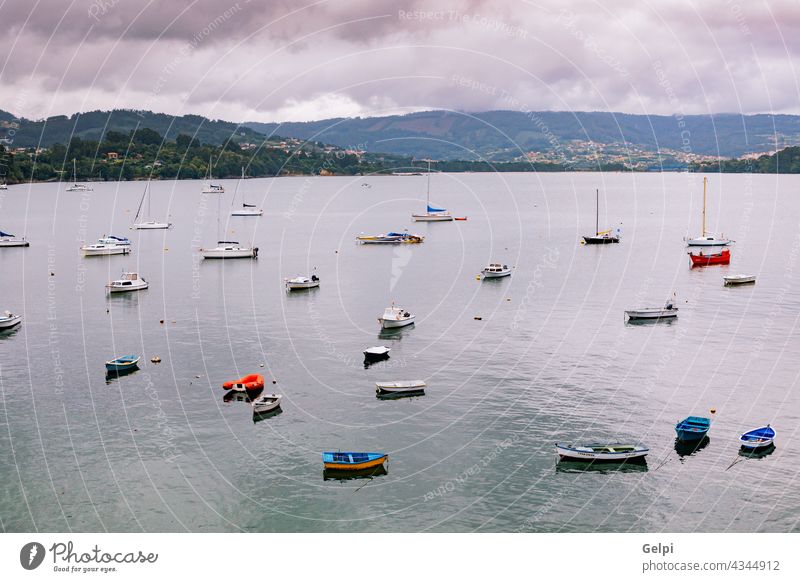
[323,464,388,482]
[625,317,677,327]
[376,390,424,401]
[223,388,261,404]
[738,443,776,459]
[674,435,710,458]
[105,367,139,384]
[555,459,648,474]
[253,408,283,423]
[378,325,414,341]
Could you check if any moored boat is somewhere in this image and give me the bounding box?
[285,274,319,290]
[675,416,711,441]
[625,298,678,321]
[688,249,730,267]
[375,380,426,395]
[202,156,225,194]
[363,346,391,363]
[81,242,131,256]
[230,167,263,216]
[252,393,282,414]
[322,451,388,471]
[97,235,131,246]
[223,373,265,392]
[356,232,424,244]
[686,177,730,246]
[106,271,149,293]
[724,274,756,286]
[739,425,775,449]
[105,354,140,372]
[131,182,172,229]
[582,189,620,244]
[411,161,454,222]
[555,442,649,462]
[378,305,414,329]
[481,263,511,278]
[0,229,29,247]
[65,159,93,192]
[0,310,22,329]
[201,241,258,259]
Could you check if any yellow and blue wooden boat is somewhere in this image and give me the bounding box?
[105,354,140,373]
[322,451,387,471]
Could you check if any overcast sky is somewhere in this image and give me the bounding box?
[1,0,798,122]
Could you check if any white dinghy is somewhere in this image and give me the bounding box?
[375,380,426,395]
[625,298,678,321]
[285,274,320,290]
[0,310,22,329]
[252,393,282,414]
[724,274,756,286]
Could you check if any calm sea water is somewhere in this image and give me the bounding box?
[1,172,799,533]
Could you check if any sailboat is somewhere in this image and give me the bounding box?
[582,189,620,244]
[230,167,263,216]
[411,161,453,222]
[201,182,258,259]
[202,156,225,194]
[686,177,730,246]
[65,159,93,192]
[131,181,172,229]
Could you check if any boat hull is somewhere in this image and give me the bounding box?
[107,282,149,292]
[380,316,415,329]
[555,443,649,462]
[231,209,263,216]
[82,246,131,256]
[625,308,678,320]
[482,270,511,278]
[0,315,22,329]
[375,381,426,394]
[286,280,319,290]
[689,250,730,266]
[739,426,775,449]
[724,275,756,286]
[252,394,282,414]
[0,239,29,247]
[411,214,453,222]
[105,356,140,372]
[583,236,619,244]
[687,238,730,246]
[201,248,257,259]
[132,222,172,230]
[322,452,388,471]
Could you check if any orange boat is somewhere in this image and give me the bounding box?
[689,249,730,267]
[222,374,265,392]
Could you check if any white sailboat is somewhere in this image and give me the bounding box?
[230,167,263,216]
[200,184,258,259]
[202,156,225,194]
[686,177,730,246]
[131,181,172,229]
[411,161,453,222]
[0,229,29,247]
[65,159,93,192]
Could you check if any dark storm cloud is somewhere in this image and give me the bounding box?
[0,0,798,122]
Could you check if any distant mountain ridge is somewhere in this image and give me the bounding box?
[0,109,264,148]
[246,110,800,161]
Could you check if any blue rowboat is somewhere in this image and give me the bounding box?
[675,416,711,441]
[105,354,140,372]
[322,451,387,471]
[739,425,775,449]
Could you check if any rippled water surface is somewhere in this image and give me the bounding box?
[1,172,798,532]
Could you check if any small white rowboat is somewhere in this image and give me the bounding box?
[625,299,678,321]
[555,442,649,462]
[252,393,282,414]
[375,380,426,394]
[285,275,320,290]
[0,310,22,329]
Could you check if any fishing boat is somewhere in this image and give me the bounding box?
[411,161,454,222]
[252,393,282,414]
[285,274,319,290]
[625,298,678,321]
[582,189,620,244]
[97,235,131,246]
[230,167,263,216]
[0,230,29,247]
[555,442,649,462]
[724,274,756,286]
[0,310,22,330]
[686,177,730,246]
[202,156,225,194]
[106,271,148,293]
[378,305,414,329]
[81,241,131,256]
[363,346,391,363]
[375,380,426,395]
[222,373,265,392]
[689,249,730,267]
[65,159,93,192]
[322,451,388,471]
[356,232,424,244]
[739,425,775,449]
[675,416,711,442]
[105,354,140,372]
[131,182,172,229]
[481,263,511,278]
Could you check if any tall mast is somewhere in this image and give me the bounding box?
[702,176,707,237]
[595,188,599,235]
[73,158,77,182]
[426,160,431,209]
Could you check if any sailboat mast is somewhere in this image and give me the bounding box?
[426,160,431,209]
[595,189,599,235]
[702,176,707,238]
